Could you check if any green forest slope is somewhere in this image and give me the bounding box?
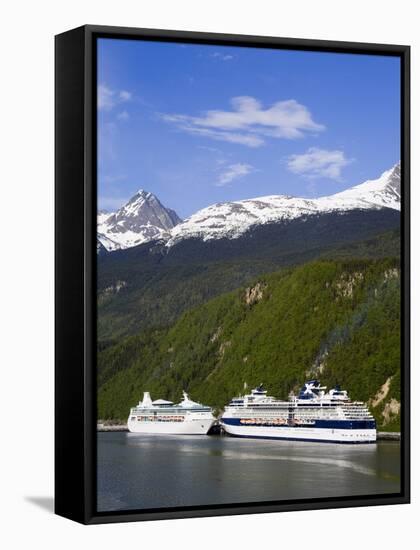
[97,219,400,345]
[98,258,401,431]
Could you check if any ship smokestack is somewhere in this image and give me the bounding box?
[142,392,153,407]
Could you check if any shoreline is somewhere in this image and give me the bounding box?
[97,424,401,440]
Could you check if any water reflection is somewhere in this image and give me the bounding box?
[98,433,400,512]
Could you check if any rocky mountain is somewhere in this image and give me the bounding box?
[98,190,182,251]
[167,163,401,245]
[98,164,400,252]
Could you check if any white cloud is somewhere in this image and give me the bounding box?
[117,110,130,121]
[98,84,132,111]
[177,123,264,148]
[161,96,324,147]
[216,163,254,186]
[287,147,353,180]
[196,145,221,153]
[211,52,234,61]
[98,85,114,110]
[119,90,132,102]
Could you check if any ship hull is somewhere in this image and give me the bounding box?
[221,421,376,444]
[127,416,215,435]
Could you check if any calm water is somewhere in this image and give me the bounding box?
[97,432,400,512]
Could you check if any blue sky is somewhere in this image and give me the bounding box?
[97,38,401,218]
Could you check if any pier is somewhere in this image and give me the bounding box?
[97,423,128,432]
[377,432,400,441]
[97,423,400,440]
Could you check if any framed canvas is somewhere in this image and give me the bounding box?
[55,25,410,524]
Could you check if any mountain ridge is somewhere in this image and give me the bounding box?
[167,163,400,245]
[98,163,400,252]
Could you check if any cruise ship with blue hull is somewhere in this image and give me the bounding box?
[221,380,376,444]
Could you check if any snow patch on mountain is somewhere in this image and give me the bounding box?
[328,163,400,210]
[166,163,400,246]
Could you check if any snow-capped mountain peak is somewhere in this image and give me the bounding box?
[327,162,400,209]
[97,190,182,251]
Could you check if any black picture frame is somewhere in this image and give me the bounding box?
[55,24,410,525]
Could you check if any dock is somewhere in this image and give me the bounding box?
[377,431,400,441]
[97,424,128,432]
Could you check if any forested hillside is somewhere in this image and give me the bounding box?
[98,258,401,431]
[97,209,399,343]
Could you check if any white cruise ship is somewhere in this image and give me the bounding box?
[127,391,216,435]
[221,380,376,444]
